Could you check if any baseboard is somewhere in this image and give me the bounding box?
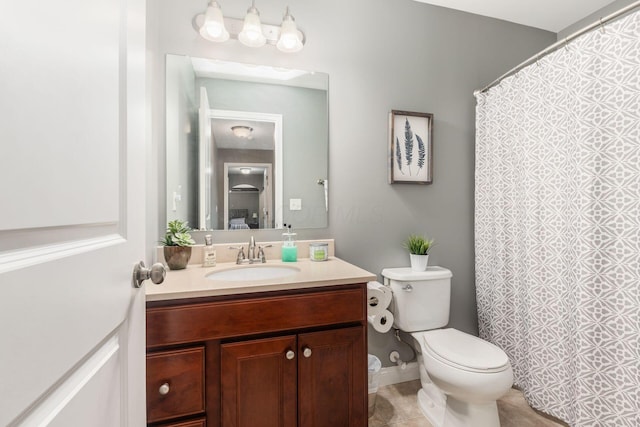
[377,362,420,387]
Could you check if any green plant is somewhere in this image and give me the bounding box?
[161,219,195,247]
[404,234,434,255]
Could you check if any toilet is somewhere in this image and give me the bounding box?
[381,267,513,427]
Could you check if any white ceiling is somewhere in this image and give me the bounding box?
[412,0,619,32]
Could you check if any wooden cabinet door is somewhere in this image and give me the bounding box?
[298,327,367,427]
[221,335,298,427]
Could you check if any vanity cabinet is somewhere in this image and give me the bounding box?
[221,326,365,427]
[146,283,367,427]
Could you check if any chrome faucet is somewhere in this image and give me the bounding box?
[248,236,256,261]
[230,236,269,264]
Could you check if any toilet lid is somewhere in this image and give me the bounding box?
[423,329,509,371]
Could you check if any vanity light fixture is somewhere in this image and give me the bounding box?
[276,7,303,53]
[238,1,266,48]
[240,167,252,175]
[194,1,306,53]
[231,125,253,138]
[199,1,229,42]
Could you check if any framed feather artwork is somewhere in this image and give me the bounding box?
[389,110,433,184]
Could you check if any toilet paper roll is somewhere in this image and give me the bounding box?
[367,281,392,315]
[368,310,394,333]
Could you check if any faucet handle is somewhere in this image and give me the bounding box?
[257,244,272,263]
[229,246,245,263]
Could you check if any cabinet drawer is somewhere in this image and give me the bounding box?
[147,285,366,348]
[147,347,205,423]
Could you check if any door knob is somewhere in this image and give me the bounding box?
[286,350,295,360]
[303,347,312,358]
[132,261,166,288]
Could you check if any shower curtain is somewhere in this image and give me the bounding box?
[475,9,640,427]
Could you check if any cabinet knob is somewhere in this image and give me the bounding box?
[303,347,312,358]
[158,383,170,395]
[286,350,295,360]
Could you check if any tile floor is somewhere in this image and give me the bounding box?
[368,380,568,427]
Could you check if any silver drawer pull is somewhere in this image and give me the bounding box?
[303,347,312,358]
[159,383,170,395]
[286,350,295,360]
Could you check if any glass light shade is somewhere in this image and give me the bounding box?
[276,15,303,53]
[199,1,229,42]
[231,125,253,138]
[238,7,266,47]
[240,167,252,174]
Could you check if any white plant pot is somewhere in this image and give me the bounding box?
[410,254,429,271]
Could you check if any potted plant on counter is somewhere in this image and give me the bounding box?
[405,234,434,271]
[161,219,195,270]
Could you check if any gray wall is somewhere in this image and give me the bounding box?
[558,0,638,39]
[148,0,555,367]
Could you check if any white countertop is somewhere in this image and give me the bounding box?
[146,257,376,302]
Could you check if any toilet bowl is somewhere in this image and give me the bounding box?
[412,329,513,427]
[381,267,513,427]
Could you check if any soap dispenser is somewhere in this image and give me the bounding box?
[281,224,297,262]
[202,234,216,267]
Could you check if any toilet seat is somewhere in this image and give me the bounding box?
[421,328,510,373]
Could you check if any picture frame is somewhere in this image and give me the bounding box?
[389,110,433,184]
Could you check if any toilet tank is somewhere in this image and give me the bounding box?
[381,266,452,332]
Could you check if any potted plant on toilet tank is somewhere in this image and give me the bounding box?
[161,219,195,270]
[404,234,434,271]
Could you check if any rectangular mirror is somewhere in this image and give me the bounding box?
[165,54,329,231]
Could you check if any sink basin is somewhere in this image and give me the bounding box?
[205,265,301,282]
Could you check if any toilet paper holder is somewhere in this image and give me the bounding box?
[390,351,407,370]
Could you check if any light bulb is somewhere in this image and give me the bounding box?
[204,21,223,38]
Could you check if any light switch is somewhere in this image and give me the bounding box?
[290,198,302,211]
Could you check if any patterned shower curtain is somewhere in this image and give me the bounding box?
[475,9,640,427]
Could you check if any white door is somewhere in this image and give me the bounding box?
[0,0,148,426]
